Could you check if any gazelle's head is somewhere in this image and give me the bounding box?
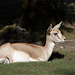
[47,21,66,43]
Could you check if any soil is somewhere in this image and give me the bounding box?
[54,40,75,52]
[49,40,75,61]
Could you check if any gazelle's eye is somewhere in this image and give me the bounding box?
[54,33,57,35]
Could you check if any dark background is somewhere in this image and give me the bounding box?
[0,0,75,44]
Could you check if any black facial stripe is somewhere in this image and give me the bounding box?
[54,33,57,35]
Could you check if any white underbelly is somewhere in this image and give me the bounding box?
[13,50,30,62]
[12,50,40,62]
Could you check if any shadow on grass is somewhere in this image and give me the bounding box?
[48,52,64,61]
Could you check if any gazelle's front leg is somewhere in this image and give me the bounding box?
[0,58,10,64]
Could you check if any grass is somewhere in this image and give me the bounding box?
[0,50,75,75]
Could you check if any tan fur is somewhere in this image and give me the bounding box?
[0,43,14,62]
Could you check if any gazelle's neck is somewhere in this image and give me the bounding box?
[44,35,55,60]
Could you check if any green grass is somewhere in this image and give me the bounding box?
[0,50,75,75]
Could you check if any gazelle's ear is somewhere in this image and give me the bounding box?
[47,24,52,32]
[47,24,52,35]
[53,21,62,29]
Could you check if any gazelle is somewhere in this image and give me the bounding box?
[0,22,66,64]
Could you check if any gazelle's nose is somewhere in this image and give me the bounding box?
[64,38,66,42]
[64,39,66,41]
[63,36,66,41]
[64,38,66,41]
